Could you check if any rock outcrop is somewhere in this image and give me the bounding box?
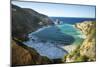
[75,21,95,36]
[63,21,96,62]
[11,4,54,66]
[12,39,53,66]
[77,21,96,60]
[12,4,54,41]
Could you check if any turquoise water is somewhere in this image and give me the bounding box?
[56,24,82,36]
[24,23,85,59]
[31,23,85,45]
[56,24,85,45]
[51,17,95,24]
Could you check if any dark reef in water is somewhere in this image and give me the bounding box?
[11,4,95,66]
[31,26,75,45]
[11,4,55,66]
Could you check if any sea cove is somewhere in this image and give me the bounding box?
[11,2,96,65]
[23,23,85,59]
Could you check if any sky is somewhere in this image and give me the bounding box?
[12,1,96,18]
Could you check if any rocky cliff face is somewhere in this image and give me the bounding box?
[64,21,96,62]
[75,21,95,36]
[12,4,54,41]
[12,39,53,66]
[11,4,54,66]
[77,21,96,60]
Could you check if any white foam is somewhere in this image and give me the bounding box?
[23,39,68,59]
[23,24,84,59]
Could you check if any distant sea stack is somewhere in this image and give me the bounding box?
[54,19,63,25]
[63,21,96,62]
[12,4,54,41]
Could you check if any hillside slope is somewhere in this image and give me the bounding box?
[63,21,96,62]
[12,39,53,66]
[11,4,54,66]
[12,4,54,41]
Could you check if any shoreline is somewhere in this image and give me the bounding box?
[23,23,85,59]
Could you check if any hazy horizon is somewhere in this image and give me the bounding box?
[12,1,96,18]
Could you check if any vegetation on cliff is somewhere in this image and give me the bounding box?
[63,21,96,62]
[12,39,53,66]
[11,4,96,65]
[12,4,54,41]
[11,4,54,66]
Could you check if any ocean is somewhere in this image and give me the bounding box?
[23,17,95,59]
[50,17,95,24]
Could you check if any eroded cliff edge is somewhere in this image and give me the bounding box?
[11,4,54,66]
[12,39,53,66]
[63,21,96,62]
[12,4,54,41]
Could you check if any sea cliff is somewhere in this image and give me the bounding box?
[12,39,53,66]
[11,4,54,66]
[12,4,54,41]
[63,21,96,62]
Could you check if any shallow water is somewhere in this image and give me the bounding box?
[23,24,85,59]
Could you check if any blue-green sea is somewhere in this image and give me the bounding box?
[24,23,85,59]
